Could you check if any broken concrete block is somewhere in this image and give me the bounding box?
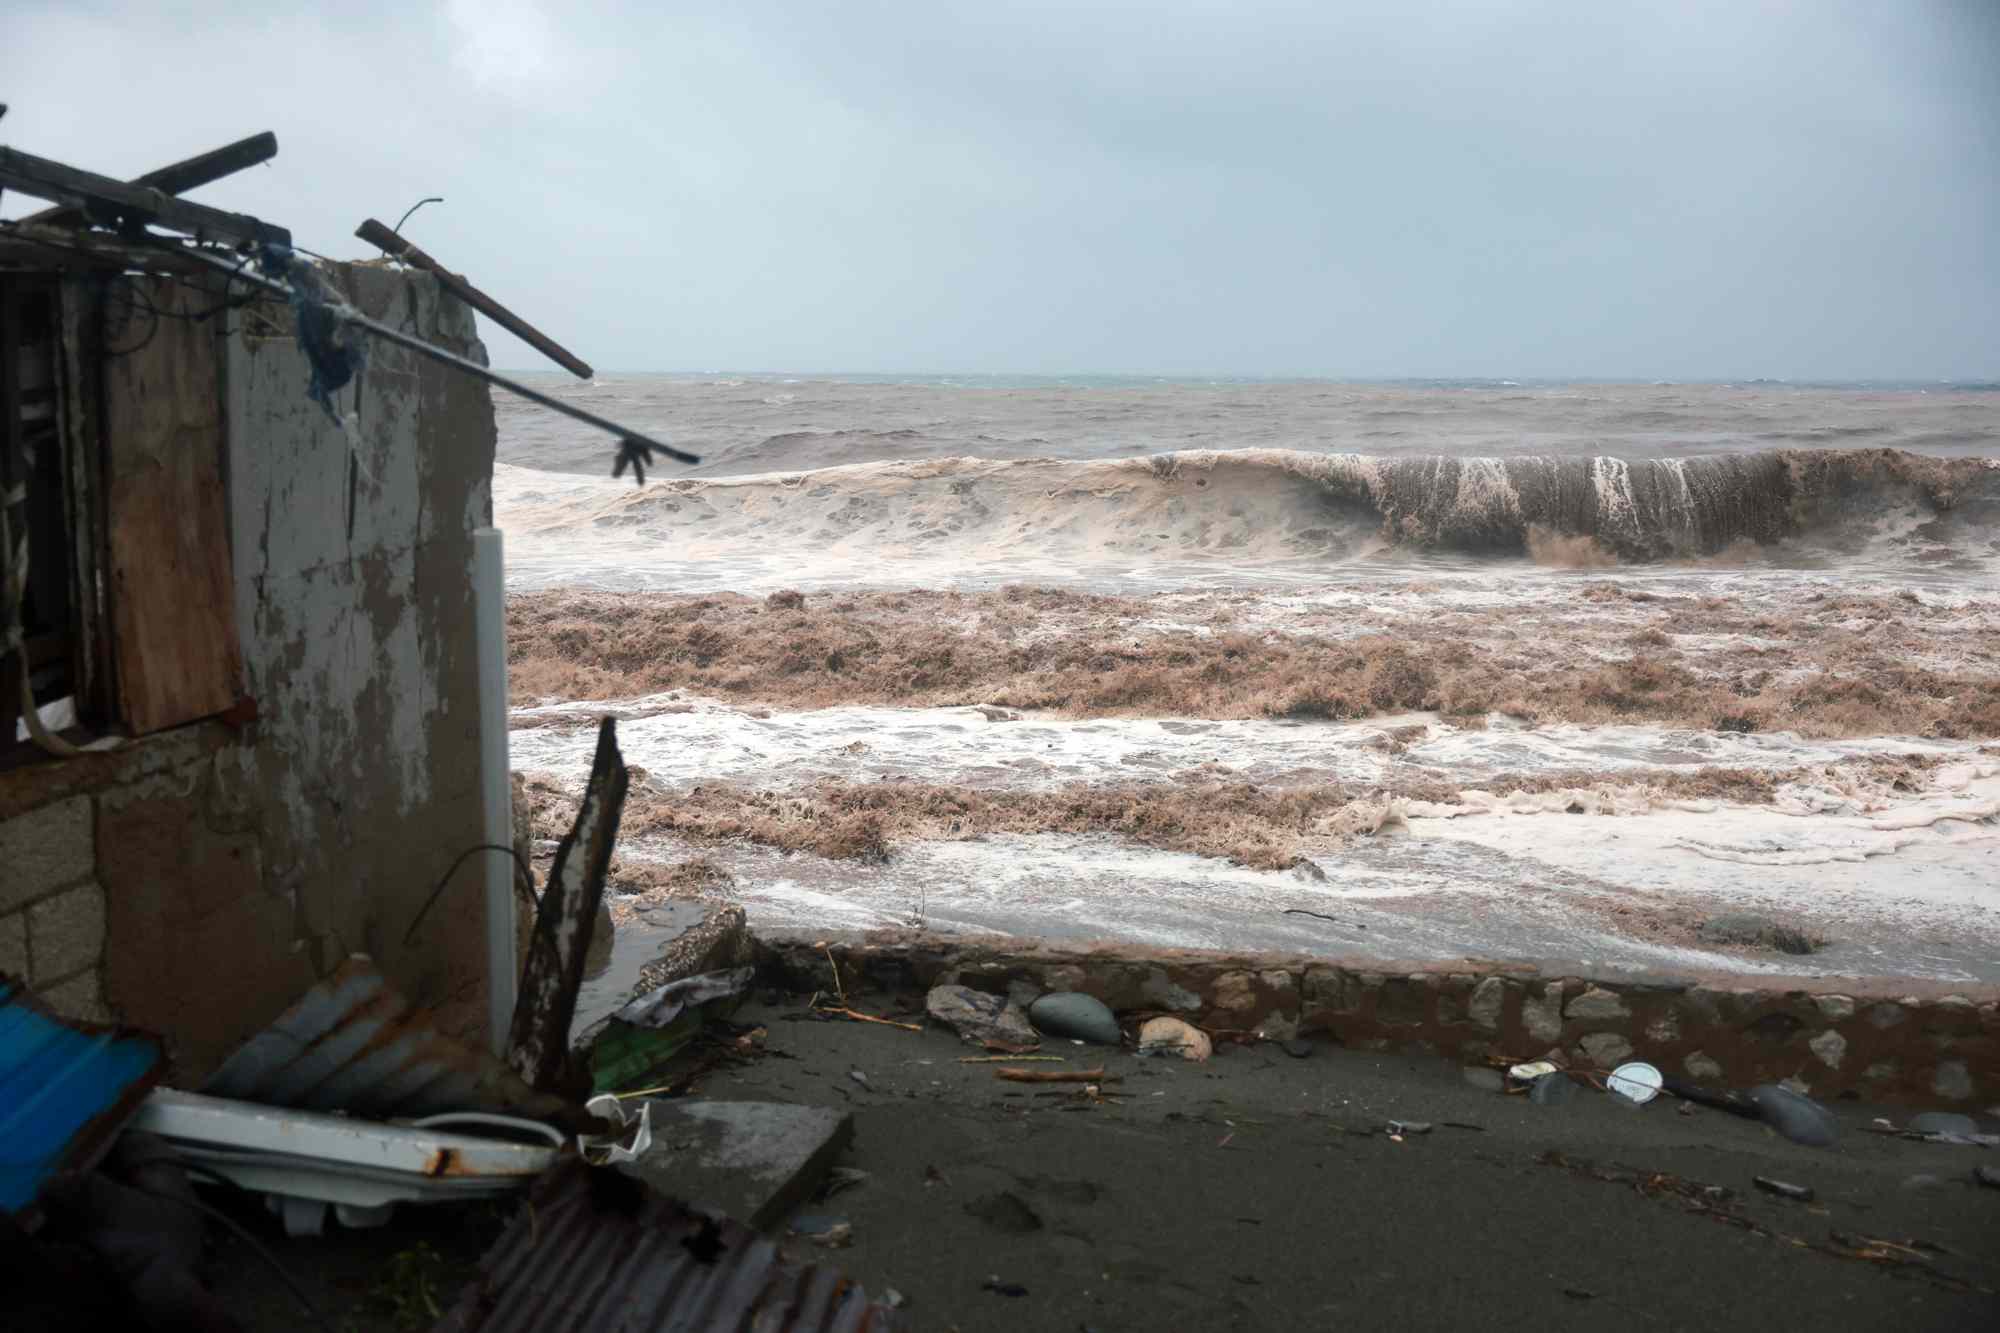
[926,984,1037,1047]
[620,1100,854,1231]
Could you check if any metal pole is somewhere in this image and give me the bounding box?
[164,243,699,472]
[472,527,517,1055]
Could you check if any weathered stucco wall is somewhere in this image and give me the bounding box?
[0,264,499,1081]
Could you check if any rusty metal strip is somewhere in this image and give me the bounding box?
[432,1159,905,1332]
[202,957,587,1130]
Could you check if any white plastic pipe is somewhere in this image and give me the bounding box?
[472,527,517,1054]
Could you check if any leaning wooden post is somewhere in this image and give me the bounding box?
[506,716,627,1090]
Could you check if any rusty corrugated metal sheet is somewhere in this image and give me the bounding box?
[433,1160,907,1333]
[202,957,579,1126]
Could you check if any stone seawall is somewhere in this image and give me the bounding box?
[754,931,1999,1107]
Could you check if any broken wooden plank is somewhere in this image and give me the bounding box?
[99,276,243,734]
[20,132,278,230]
[355,218,594,379]
[507,716,629,1092]
[0,145,288,249]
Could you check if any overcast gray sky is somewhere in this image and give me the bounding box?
[5,1,1995,378]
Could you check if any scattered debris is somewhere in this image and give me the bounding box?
[1027,992,1122,1045]
[1541,1151,1991,1294]
[589,967,754,1094]
[508,717,628,1093]
[848,1069,872,1090]
[926,985,1038,1048]
[1606,1062,1663,1104]
[1280,906,1367,930]
[1387,1120,1433,1137]
[130,1088,564,1237]
[579,1093,654,1166]
[815,1004,923,1032]
[433,1159,904,1330]
[1748,1083,1839,1148]
[789,1216,853,1248]
[618,1100,855,1231]
[1136,1016,1212,1062]
[202,956,581,1128]
[1506,1060,1560,1087]
[981,1275,1030,1298]
[958,1054,1065,1064]
[1753,1176,1814,1203]
[1975,1165,2000,1190]
[0,977,164,1225]
[994,1066,1119,1085]
[1281,1038,1315,1059]
[965,1190,1043,1234]
[1906,1111,1978,1137]
[816,1166,871,1200]
[1529,1073,1576,1106]
[923,1164,950,1188]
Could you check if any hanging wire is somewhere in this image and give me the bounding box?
[394,196,445,235]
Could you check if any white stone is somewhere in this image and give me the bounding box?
[1812,994,1856,1023]
[1645,1010,1681,1044]
[1138,1016,1213,1062]
[1808,1029,1847,1070]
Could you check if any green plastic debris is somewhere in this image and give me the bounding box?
[589,968,754,1094]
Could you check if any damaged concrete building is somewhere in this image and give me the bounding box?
[1,244,515,1080]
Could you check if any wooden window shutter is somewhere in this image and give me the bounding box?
[100,276,243,734]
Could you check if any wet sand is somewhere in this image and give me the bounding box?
[645,996,2000,1330]
[211,997,2000,1332]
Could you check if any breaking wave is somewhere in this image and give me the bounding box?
[498,447,1999,571]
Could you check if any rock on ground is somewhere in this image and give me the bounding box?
[926,984,1038,1047]
[1028,991,1122,1045]
[1137,1016,1212,1062]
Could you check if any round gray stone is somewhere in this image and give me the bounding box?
[1028,991,1122,1045]
[1749,1084,1838,1148]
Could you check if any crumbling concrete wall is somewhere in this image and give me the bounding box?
[0,264,498,1080]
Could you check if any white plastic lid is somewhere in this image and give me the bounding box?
[1607,1061,1663,1103]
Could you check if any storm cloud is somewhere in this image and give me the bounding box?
[5,1,1994,378]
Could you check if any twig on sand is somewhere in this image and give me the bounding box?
[994,1066,1120,1084]
[817,1005,922,1033]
